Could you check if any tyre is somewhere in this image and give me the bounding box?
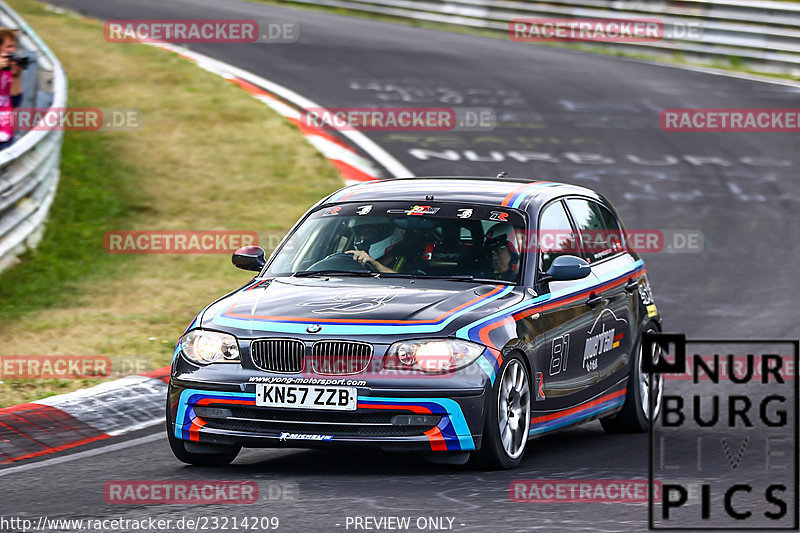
[473,355,531,470]
[601,325,663,433]
[165,395,240,466]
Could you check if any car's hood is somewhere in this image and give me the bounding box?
[200,276,521,339]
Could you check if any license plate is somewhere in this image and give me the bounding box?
[255,384,357,411]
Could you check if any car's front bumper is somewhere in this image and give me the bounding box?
[168,361,491,453]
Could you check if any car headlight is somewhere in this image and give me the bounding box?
[180,330,240,365]
[383,339,484,373]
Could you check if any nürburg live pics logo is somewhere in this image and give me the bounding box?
[645,333,799,530]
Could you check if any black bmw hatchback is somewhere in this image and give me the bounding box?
[166,177,663,469]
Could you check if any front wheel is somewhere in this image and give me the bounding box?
[601,326,663,433]
[473,356,531,469]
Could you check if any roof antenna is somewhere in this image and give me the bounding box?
[496,172,508,179]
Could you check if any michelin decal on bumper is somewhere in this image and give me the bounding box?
[279,432,334,442]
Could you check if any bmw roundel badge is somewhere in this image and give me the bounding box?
[306,324,322,333]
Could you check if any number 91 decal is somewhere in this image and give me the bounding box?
[549,334,569,376]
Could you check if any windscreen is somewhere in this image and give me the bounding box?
[265,202,527,283]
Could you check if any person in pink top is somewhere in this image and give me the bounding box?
[0,28,24,147]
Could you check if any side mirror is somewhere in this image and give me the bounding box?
[543,255,591,282]
[232,246,266,272]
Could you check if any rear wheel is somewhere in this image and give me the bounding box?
[166,395,240,466]
[601,325,663,433]
[473,356,531,469]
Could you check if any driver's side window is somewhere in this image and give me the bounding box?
[538,201,579,272]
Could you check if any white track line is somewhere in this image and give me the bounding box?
[611,54,800,89]
[0,433,165,478]
[152,42,413,180]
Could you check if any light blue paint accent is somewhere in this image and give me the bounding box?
[175,389,254,438]
[476,356,497,384]
[366,396,475,450]
[509,182,558,209]
[529,399,624,436]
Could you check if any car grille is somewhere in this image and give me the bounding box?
[309,341,373,375]
[199,406,439,438]
[251,339,304,373]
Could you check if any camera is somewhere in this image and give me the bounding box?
[3,53,32,71]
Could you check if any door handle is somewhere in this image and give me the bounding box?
[624,279,639,293]
[586,293,604,308]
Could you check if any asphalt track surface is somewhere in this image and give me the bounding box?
[2,0,799,531]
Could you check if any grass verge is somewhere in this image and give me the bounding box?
[0,0,343,406]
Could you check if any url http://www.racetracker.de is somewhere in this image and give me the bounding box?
[0,515,281,531]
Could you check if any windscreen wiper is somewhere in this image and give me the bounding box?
[293,269,376,277]
[379,273,474,280]
[379,273,516,285]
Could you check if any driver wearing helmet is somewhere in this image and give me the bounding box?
[484,223,521,282]
[346,222,402,273]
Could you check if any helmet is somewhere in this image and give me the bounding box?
[484,223,521,265]
[352,219,403,259]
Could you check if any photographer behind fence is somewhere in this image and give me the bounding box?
[0,28,25,148]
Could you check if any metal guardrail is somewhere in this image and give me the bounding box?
[279,0,800,75]
[0,0,66,273]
